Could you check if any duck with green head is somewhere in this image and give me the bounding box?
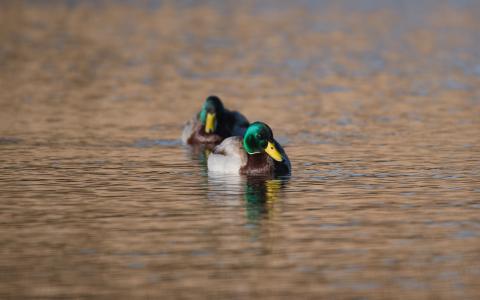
[182,95,249,146]
[207,122,291,176]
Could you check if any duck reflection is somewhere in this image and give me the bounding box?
[184,144,214,174]
[193,147,290,221]
[244,176,289,222]
[207,173,290,222]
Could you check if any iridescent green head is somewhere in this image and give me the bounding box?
[199,96,225,133]
[243,122,283,162]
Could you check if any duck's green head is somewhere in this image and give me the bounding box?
[243,122,284,162]
[199,95,225,134]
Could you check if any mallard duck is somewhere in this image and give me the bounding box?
[207,122,291,176]
[182,95,249,146]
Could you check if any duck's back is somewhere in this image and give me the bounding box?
[226,110,249,136]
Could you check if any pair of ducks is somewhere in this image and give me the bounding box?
[182,96,291,176]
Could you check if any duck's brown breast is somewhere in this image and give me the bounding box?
[187,123,224,145]
[240,153,274,176]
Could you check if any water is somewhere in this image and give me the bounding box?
[1,0,480,299]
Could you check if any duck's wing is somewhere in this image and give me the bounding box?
[212,136,244,155]
[207,137,247,174]
[228,110,250,136]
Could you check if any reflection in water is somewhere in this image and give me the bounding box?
[208,173,289,223]
[184,144,213,175]
[244,176,289,222]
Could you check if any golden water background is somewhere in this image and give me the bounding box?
[1,1,480,299]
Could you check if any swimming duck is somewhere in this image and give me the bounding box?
[207,122,291,176]
[182,95,249,146]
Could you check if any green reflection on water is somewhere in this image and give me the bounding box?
[244,176,289,222]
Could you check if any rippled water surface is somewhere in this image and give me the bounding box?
[1,0,480,299]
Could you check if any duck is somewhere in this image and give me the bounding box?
[181,95,249,146]
[207,122,291,176]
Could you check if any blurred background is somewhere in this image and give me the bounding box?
[1,0,479,299]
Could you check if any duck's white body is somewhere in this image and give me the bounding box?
[207,137,247,174]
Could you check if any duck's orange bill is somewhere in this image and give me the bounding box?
[265,141,283,162]
[205,113,216,133]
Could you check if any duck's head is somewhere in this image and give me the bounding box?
[243,122,284,162]
[200,95,225,134]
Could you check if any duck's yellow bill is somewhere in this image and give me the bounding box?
[205,113,216,133]
[265,141,283,162]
